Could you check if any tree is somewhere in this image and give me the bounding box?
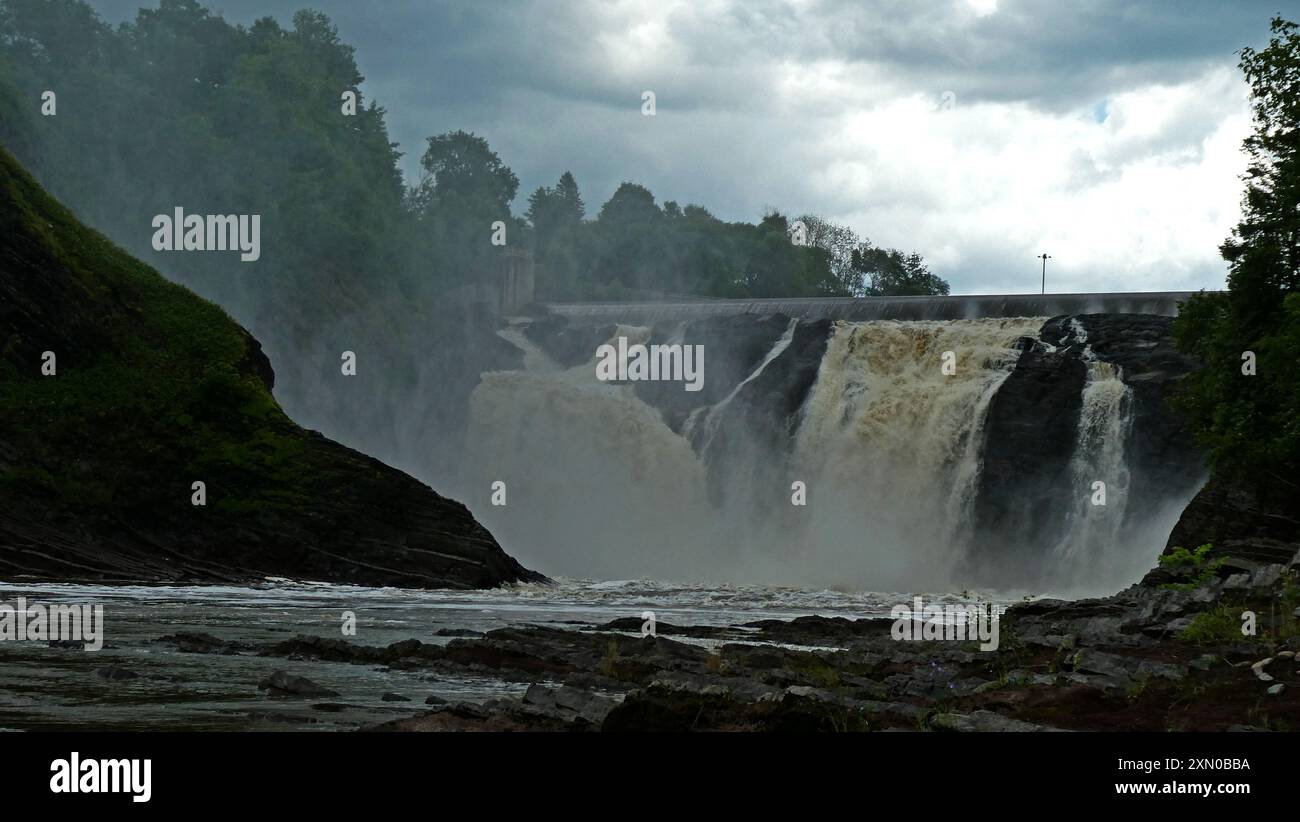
[527,171,587,299]
[411,130,521,287]
[1173,16,1300,484]
[414,130,518,215]
[854,247,950,296]
[799,214,865,295]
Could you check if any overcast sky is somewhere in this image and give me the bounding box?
[91,0,1283,294]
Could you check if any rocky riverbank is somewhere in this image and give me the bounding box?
[136,538,1287,732]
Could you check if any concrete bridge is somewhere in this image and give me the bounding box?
[541,291,1204,323]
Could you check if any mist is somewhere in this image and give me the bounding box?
[0,0,1210,597]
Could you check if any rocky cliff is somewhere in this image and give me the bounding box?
[0,147,542,589]
[972,314,1206,585]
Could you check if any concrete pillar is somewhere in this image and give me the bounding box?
[500,249,535,315]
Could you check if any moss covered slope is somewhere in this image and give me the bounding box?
[0,146,541,588]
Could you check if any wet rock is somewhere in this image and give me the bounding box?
[0,156,543,591]
[1071,648,1184,682]
[1070,649,1133,680]
[1062,672,1129,692]
[591,617,734,639]
[931,710,1064,732]
[381,693,410,702]
[519,684,617,726]
[258,670,339,698]
[948,677,996,696]
[859,701,923,722]
[972,327,1086,584]
[1153,616,1195,637]
[1266,683,1285,696]
[522,315,619,369]
[1249,564,1283,590]
[1223,573,1252,590]
[260,634,443,667]
[95,666,138,681]
[155,632,255,655]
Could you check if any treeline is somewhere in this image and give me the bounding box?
[1172,16,1300,486]
[528,177,948,300]
[0,0,947,311]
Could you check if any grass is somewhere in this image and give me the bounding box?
[0,144,316,518]
[1178,605,1247,645]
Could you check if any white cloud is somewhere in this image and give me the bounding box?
[638,62,1252,294]
[89,0,1266,293]
[475,1,1257,294]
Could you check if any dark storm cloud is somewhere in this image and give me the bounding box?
[88,0,1276,154]
[812,0,1283,108]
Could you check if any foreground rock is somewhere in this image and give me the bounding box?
[357,558,1298,731]
[142,544,1294,732]
[0,147,541,589]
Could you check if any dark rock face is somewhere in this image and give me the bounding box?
[690,318,832,507]
[258,671,339,698]
[0,146,542,589]
[972,313,1204,585]
[523,311,801,432]
[972,319,1088,576]
[1146,475,1300,583]
[522,315,616,369]
[634,313,795,431]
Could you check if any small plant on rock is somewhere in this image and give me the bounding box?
[1158,543,1224,590]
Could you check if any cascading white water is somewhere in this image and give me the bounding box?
[464,326,717,580]
[783,318,1046,589]
[464,316,1052,589]
[1048,332,1138,591]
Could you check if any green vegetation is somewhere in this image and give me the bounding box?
[0,141,311,514]
[1157,543,1225,590]
[1177,585,1300,644]
[0,0,947,308]
[1173,17,1300,489]
[1178,605,1246,645]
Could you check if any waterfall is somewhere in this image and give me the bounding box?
[689,317,798,458]
[785,318,1045,589]
[461,312,1189,595]
[464,327,715,580]
[1049,352,1136,589]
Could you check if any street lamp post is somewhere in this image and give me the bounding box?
[1037,253,1051,294]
